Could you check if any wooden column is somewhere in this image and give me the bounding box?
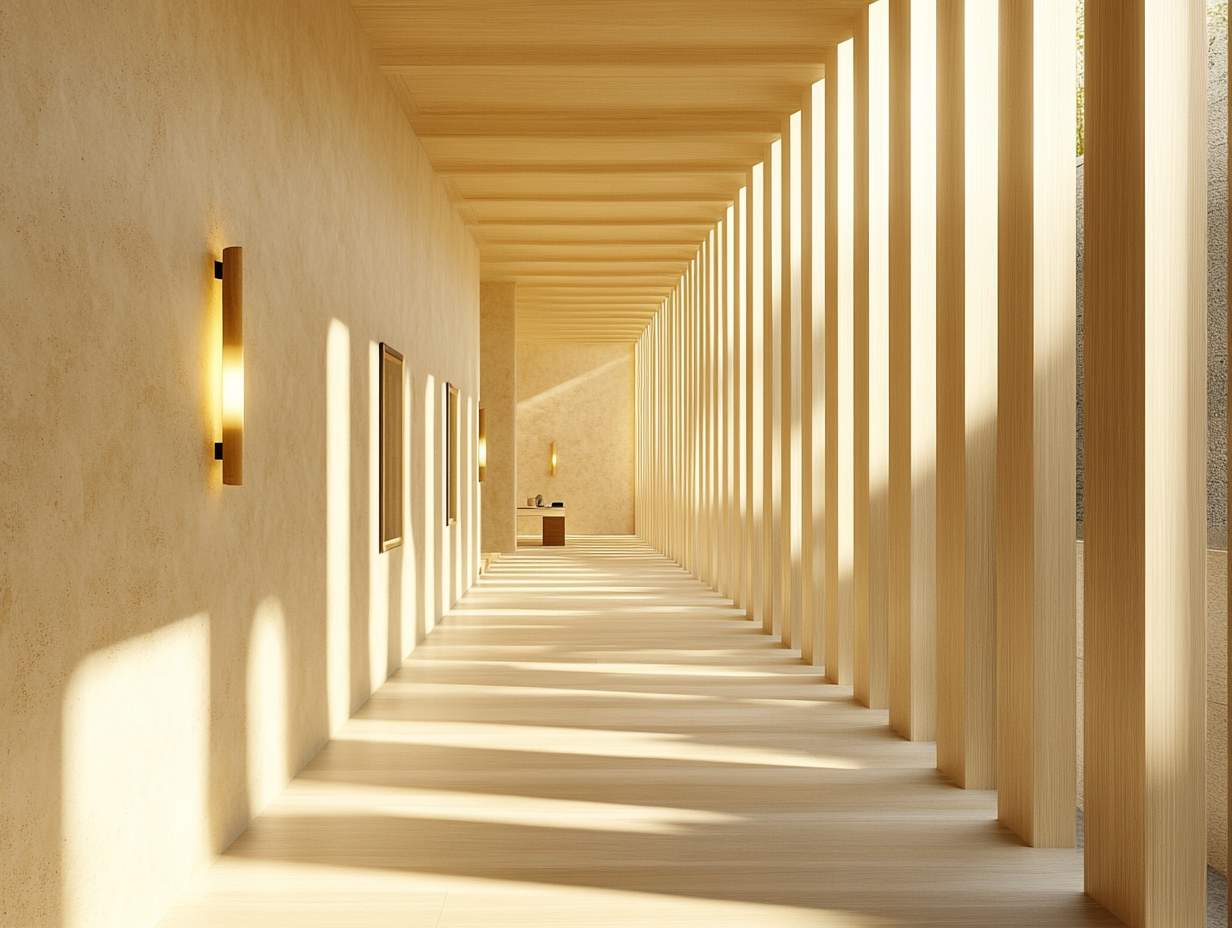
[936,0,997,790]
[1084,0,1206,922]
[724,207,734,608]
[809,77,828,669]
[852,6,873,702]
[764,143,780,636]
[746,174,760,623]
[888,0,937,740]
[827,39,855,685]
[995,0,1076,848]
[710,229,720,587]
[783,114,802,650]
[801,87,818,666]
[865,0,891,710]
[824,44,842,682]
[744,165,763,630]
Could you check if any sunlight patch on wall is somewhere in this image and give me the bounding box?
[62,614,210,928]
[400,369,419,655]
[423,374,437,634]
[368,340,391,691]
[247,597,288,816]
[517,357,628,409]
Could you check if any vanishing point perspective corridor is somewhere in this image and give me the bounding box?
[158,538,1114,928]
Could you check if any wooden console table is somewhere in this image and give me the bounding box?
[516,506,567,546]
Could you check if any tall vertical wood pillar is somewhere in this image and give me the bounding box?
[888,0,937,739]
[935,0,998,789]
[861,1,892,709]
[808,78,827,669]
[827,41,855,684]
[825,47,840,680]
[1084,0,1206,923]
[996,0,1075,849]
[852,5,873,703]
[746,173,761,624]
[770,139,786,640]
[800,88,818,665]
[763,144,780,636]
[784,114,804,650]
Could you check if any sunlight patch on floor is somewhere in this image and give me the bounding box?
[335,718,863,770]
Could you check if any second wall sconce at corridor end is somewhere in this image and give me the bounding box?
[214,246,243,485]
[550,440,557,477]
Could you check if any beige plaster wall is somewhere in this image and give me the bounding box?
[480,282,517,553]
[0,2,479,926]
[1075,542,1228,873]
[516,342,635,537]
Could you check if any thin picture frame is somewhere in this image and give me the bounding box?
[379,343,404,552]
[445,382,459,526]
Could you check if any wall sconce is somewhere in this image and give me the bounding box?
[214,246,243,485]
[478,406,486,483]
[550,440,557,477]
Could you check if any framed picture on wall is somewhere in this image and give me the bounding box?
[379,343,404,552]
[445,382,459,526]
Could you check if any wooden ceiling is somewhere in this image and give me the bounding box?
[351,1,865,343]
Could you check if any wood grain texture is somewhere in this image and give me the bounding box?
[800,87,819,667]
[765,143,780,637]
[831,41,856,686]
[996,0,1076,851]
[825,46,842,684]
[866,1,892,712]
[158,537,1122,928]
[1084,0,1206,923]
[888,0,937,742]
[745,176,760,626]
[809,80,829,672]
[782,116,801,651]
[349,1,864,342]
[853,7,873,707]
[935,0,997,792]
[752,164,769,633]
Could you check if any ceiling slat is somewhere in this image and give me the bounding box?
[350,0,859,342]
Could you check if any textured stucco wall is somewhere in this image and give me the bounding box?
[516,342,635,537]
[480,282,518,553]
[0,2,479,926]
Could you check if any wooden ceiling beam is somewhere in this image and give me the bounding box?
[352,0,858,343]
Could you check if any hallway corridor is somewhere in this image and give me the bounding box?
[158,538,1119,928]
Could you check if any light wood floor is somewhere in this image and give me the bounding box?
[159,536,1121,928]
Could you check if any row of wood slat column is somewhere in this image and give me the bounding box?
[632,2,1208,923]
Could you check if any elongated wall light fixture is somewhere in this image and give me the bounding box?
[550,440,557,477]
[214,246,243,485]
[478,406,486,482]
